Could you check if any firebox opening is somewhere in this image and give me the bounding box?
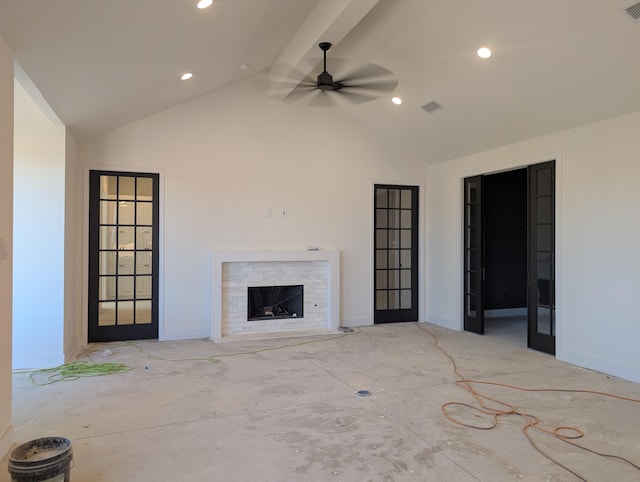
[247,285,304,321]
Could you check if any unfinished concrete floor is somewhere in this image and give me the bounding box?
[3,322,640,481]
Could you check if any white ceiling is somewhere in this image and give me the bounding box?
[1,0,639,164]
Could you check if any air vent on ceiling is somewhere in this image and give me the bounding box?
[422,101,442,114]
[626,2,640,21]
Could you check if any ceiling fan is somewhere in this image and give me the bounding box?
[285,42,398,106]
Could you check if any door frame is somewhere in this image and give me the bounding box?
[82,165,165,346]
[458,158,562,355]
[370,181,425,325]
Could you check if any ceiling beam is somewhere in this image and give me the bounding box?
[14,63,62,125]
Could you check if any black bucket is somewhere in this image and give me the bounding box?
[8,437,73,482]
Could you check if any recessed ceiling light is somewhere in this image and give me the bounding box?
[240,64,249,71]
[477,47,492,59]
[181,73,193,80]
[197,0,213,9]
[392,97,402,105]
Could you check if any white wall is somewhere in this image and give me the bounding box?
[0,33,14,459]
[13,80,66,368]
[426,110,640,383]
[64,130,81,359]
[79,77,427,340]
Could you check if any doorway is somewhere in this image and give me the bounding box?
[88,171,159,342]
[374,184,419,323]
[463,161,555,354]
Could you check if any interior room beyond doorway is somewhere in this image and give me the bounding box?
[482,168,527,342]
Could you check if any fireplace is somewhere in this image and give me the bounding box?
[247,285,303,321]
[210,250,340,339]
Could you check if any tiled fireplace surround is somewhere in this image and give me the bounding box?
[209,251,340,339]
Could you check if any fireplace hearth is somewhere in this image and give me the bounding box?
[248,285,303,320]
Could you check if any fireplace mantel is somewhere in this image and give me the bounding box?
[209,250,340,340]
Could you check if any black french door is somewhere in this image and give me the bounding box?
[527,161,556,354]
[463,162,556,355]
[88,171,159,342]
[374,184,419,323]
[463,176,484,334]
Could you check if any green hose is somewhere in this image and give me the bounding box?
[29,361,133,386]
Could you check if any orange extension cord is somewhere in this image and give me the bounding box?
[414,323,640,481]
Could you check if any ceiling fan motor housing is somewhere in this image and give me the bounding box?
[317,71,336,90]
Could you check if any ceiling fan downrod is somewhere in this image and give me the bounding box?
[319,42,332,72]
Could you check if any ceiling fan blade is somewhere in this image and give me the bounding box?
[306,90,335,107]
[335,89,380,105]
[341,78,399,93]
[267,62,321,98]
[269,79,312,97]
[338,63,395,84]
[287,88,378,107]
[296,80,318,90]
[281,82,318,104]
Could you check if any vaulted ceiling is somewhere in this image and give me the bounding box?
[1,0,639,163]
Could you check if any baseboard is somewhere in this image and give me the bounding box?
[159,328,209,342]
[426,315,460,331]
[340,317,372,328]
[557,349,640,384]
[12,352,65,370]
[0,424,14,461]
